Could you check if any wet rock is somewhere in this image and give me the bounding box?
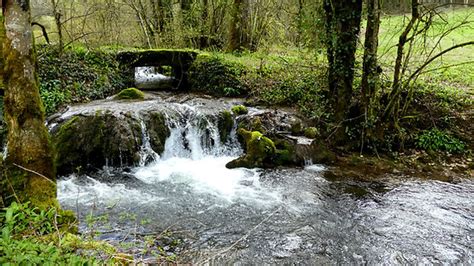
[217,110,234,143]
[144,112,170,154]
[226,129,276,169]
[52,112,144,175]
[304,127,319,139]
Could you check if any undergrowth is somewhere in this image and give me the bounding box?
[0,202,113,264]
[37,45,127,115]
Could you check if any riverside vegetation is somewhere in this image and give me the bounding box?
[0,6,473,264]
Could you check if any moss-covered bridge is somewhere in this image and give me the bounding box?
[117,49,198,90]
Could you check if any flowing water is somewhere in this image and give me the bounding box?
[57,101,473,264]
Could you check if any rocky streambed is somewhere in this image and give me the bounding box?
[51,92,473,264]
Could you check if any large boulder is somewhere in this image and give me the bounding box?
[52,110,169,175]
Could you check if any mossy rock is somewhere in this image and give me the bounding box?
[53,112,143,175]
[144,112,171,154]
[226,129,276,169]
[114,88,144,100]
[218,110,234,143]
[304,127,319,139]
[290,121,303,135]
[231,105,248,115]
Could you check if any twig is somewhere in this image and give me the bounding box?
[12,163,56,186]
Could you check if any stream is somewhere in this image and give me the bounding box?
[56,97,473,264]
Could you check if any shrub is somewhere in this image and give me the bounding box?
[416,128,466,153]
[0,202,97,264]
[188,54,247,96]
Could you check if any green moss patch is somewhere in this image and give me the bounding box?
[114,88,145,100]
[231,105,248,115]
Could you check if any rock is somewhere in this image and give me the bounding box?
[52,112,144,175]
[304,127,318,139]
[226,129,276,169]
[114,88,145,100]
[290,120,303,135]
[282,135,336,164]
[144,112,170,154]
[217,110,234,143]
[51,110,170,175]
[231,105,248,115]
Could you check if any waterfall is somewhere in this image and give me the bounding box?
[138,120,160,166]
[160,104,241,160]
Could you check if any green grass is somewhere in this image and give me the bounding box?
[374,7,474,90]
[216,7,473,91]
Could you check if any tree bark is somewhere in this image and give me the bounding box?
[227,0,247,52]
[199,0,208,49]
[0,13,4,91]
[1,0,56,208]
[51,0,63,52]
[361,0,381,120]
[324,0,363,143]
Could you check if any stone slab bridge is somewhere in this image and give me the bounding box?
[117,49,199,90]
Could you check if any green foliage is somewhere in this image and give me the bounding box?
[37,45,127,115]
[39,79,71,115]
[189,54,247,96]
[250,64,329,120]
[0,202,97,264]
[115,88,145,100]
[416,128,466,153]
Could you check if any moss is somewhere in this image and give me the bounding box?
[274,149,293,165]
[57,209,78,233]
[231,105,248,115]
[226,129,276,168]
[304,127,319,139]
[218,110,234,143]
[53,113,149,175]
[146,112,171,154]
[114,88,144,100]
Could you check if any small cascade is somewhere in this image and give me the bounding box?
[138,119,160,166]
[161,104,241,160]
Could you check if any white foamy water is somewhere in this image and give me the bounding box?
[134,155,280,205]
[58,175,162,206]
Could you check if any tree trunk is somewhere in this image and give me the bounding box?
[361,0,381,122]
[0,13,4,91]
[227,0,244,52]
[324,0,363,143]
[1,0,56,208]
[51,0,63,53]
[383,0,419,122]
[199,0,208,49]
